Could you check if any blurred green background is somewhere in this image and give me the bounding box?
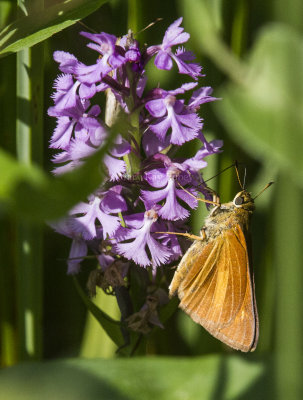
[1,0,303,399]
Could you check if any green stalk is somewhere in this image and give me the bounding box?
[127,0,139,33]
[0,1,17,367]
[16,1,44,361]
[274,174,303,400]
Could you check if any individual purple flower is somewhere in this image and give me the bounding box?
[141,156,198,221]
[115,208,172,267]
[49,99,101,150]
[147,18,201,79]
[49,74,81,112]
[70,187,127,240]
[145,84,202,145]
[75,32,126,85]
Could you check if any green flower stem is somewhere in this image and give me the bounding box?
[127,0,139,33]
[16,0,44,360]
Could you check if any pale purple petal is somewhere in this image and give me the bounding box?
[154,51,173,70]
[176,188,198,209]
[162,18,189,49]
[157,180,189,220]
[188,86,218,109]
[50,117,74,149]
[142,129,171,157]
[110,136,131,157]
[144,168,168,188]
[104,155,127,181]
[169,112,200,145]
[53,51,78,74]
[169,82,197,96]
[141,187,168,208]
[79,83,97,99]
[145,99,167,117]
[171,52,202,79]
[70,196,120,240]
[149,116,172,141]
[101,190,127,213]
[67,238,88,274]
[76,59,111,84]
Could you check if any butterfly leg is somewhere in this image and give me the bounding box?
[200,227,207,241]
[156,231,204,241]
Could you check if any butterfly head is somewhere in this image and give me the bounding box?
[233,190,255,211]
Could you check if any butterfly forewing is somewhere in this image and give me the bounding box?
[170,223,258,352]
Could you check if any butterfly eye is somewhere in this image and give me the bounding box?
[234,196,244,206]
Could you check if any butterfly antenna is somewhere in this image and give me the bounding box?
[243,167,247,189]
[134,18,163,36]
[253,181,274,200]
[204,162,237,183]
[235,161,244,190]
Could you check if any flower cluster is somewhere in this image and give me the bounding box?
[49,18,222,287]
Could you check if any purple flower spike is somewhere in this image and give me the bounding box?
[48,18,223,280]
[115,209,172,267]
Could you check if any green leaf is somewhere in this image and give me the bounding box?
[158,296,179,324]
[73,277,124,349]
[0,354,271,399]
[214,24,303,184]
[0,0,108,57]
[0,119,123,221]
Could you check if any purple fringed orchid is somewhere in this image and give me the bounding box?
[48,17,223,339]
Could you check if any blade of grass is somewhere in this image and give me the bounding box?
[15,1,44,360]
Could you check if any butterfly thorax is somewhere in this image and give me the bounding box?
[203,190,255,242]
